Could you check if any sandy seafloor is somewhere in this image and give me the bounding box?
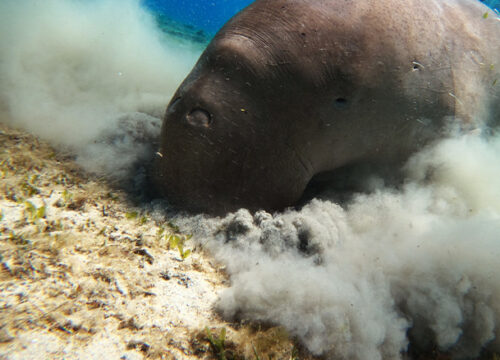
[0,122,224,359]
[0,123,305,360]
[1,124,499,360]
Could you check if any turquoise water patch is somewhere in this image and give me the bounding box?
[143,0,499,42]
[481,0,500,10]
[141,0,254,37]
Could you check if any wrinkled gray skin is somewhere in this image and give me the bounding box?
[151,0,500,215]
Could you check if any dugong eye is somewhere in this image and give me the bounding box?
[334,98,349,110]
[186,108,212,128]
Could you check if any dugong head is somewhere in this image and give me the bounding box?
[151,0,455,214]
[151,33,313,214]
[151,5,325,215]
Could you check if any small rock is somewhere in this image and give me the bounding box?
[133,248,154,264]
[127,340,150,353]
[0,328,14,343]
[160,271,171,280]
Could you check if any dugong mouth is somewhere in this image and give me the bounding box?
[150,134,313,215]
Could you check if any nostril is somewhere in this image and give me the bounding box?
[167,97,182,114]
[334,98,348,109]
[170,96,181,106]
[186,108,212,128]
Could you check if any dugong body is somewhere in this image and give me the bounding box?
[152,0,500,214]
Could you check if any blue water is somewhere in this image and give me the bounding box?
[142,0,499,38]
[141,0,254,36]
[482,0,500,10]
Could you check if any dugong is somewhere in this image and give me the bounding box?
[151,0,500,214]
